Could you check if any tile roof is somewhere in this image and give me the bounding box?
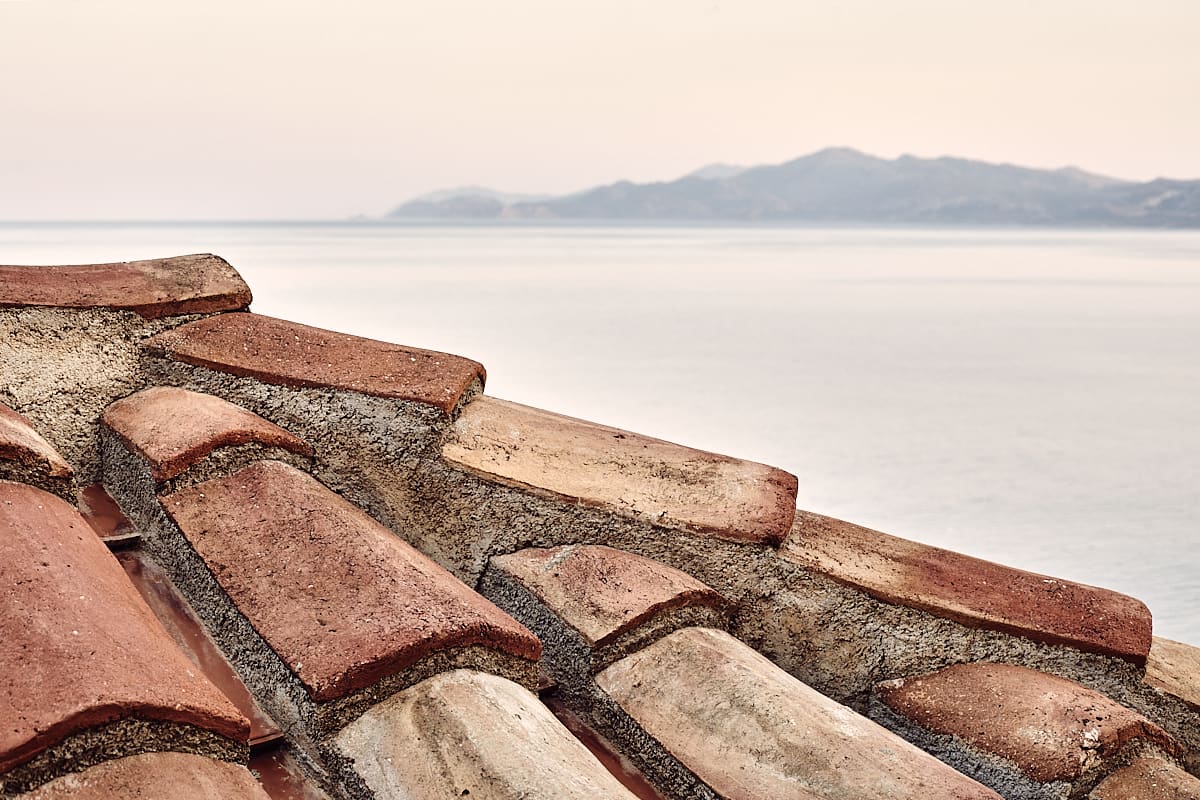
[1,253,1197,798]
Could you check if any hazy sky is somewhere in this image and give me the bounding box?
[1,0,1197,219]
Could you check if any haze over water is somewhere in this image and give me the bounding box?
[4,222,1197,642]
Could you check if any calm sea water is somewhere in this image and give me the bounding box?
[4,222,1198,643]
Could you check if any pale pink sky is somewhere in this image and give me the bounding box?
[1,0,1197,219]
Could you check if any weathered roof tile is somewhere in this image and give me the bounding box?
[1088,755,1200,800]
[18,752,271,800]
[333,670,640,800]
[0,482,248,775]
[0,402,73,493]
[143,312,485,414]
[1146,636,1200,711]
[875,662,1180,784]
[444,396,798,545]
[160,461,540,702]
[102,386,312,482]
[596,627,1002,799]
[0,255,251,319]
[782,510,1153,661]
[490,545,726,647]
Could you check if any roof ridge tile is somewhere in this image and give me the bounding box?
[0,482,249,792]
[443,395,798,545]
[0,255,251,319]
[142,312,484,415]
[0,401,74,499]
[781,509,1153,662]
[871,661,1183,791]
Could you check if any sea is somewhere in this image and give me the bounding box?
[3,221,1197,643]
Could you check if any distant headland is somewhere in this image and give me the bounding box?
[388,148,1200,227]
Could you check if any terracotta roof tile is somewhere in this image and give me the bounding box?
[1088,755,1200,800]
[333,670,640,800]
[116,552,281,749]
[0,402,73,493]
[782,510,1153,661]
[595,627,1002,799]
[159,460,540,702]
[0,255,251,319]
[143,312,485,415]
[18,752,271,800]
[443,396,798,545]
[490,545,726,647]
[0,482,249,775]
[875,662,1180,784]
[1147,636,1200,711]
[102,386,312,482]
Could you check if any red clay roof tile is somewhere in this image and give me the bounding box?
[443,396,798,545]
[490,545,726,647]
[0,255,251,319]
[143,312,485,415]
[18,752,271,800]
[0,482,248,774]
[782,510,1153,661]
[333,670,640,800]
[876,662,1180,783]
[0,402,72,480]
[102,387,312,482]
[116,552,281,749]
[1146,636,1200,711]
[1088,755,1200,800]
[159,461,540,702]
[596,627,1003,800]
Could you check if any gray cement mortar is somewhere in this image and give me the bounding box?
[0,307,207,484]
[0,718,246,797]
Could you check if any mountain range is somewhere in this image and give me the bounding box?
[387,148,1200,227]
